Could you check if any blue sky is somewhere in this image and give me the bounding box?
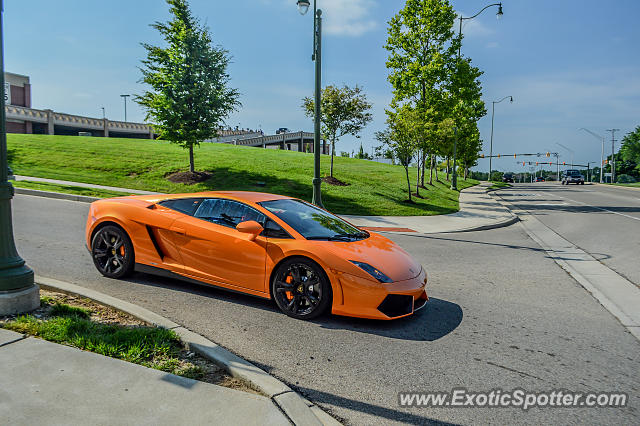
[5,0,640,172]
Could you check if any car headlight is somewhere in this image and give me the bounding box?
[349,260,393,283]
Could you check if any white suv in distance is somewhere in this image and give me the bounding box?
[562,170,584,185]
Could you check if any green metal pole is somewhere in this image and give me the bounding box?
[311,7,324,208]
[0,0,35,293]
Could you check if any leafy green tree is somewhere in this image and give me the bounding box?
[303,85,373,178]
[378,106,419,202]
[620,126,640,177]
[385,0,458,187]
[136,0,240,173]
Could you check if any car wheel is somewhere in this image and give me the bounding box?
[91,225,135,279]
[272,258,332,320]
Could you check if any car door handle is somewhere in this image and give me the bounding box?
[171,227,186,236]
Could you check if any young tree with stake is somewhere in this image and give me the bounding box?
[137,0,240,174]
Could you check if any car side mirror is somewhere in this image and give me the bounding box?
[236,220,264,241]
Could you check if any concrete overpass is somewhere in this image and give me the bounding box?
[227,131,328,154]
[5,105,155,138]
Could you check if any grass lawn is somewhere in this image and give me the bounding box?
[13,180,134,198]
[7,133,478,216]
[612,183,640,187]
[3,298,204,379]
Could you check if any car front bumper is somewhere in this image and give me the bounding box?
[331,267,428,320]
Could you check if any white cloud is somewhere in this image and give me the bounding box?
[286,0,378,37]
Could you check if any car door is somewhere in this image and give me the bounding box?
[170,198,269,294]
[148,198,206,273]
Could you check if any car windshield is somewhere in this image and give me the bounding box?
[259,199,368,240]
[567,170,581,176]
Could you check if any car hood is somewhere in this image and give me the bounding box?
[325,232,422,282]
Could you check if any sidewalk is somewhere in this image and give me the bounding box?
[0,328,289,425]
[342,182,517,234]
[14,175,159,195]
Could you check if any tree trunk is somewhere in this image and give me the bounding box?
[435,157,439,181]
[330,140,335,177]
[415,154,420,197]
[189,144,195,173]
[421,150,427,187]
[446,156,450,181]
[429,153,434,185]
[405,166,412,202]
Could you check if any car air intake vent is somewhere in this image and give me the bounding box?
[377,294,413,318]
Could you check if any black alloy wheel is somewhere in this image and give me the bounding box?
[91,225,135,278]
[272,258,331,320]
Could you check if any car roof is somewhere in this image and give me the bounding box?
[125,191,294,205]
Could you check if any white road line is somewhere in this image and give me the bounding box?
[554,193,640,222]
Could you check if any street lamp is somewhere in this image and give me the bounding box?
[489,95,513,181]
[0,0,38,314]
[579,128,605,183]
[120,94,130,122]
[297,0,324,208]
[556,142,574,170]
[452,2,503,191]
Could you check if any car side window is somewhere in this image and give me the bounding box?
[194,198,266,229]
[158,198,204,216]
[263,219,293,239]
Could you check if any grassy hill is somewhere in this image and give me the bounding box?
[7,134,477,216]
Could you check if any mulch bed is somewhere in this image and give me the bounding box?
[322,176,349,186]
[165,171,212,185]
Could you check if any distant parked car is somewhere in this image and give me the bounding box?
[502,173,514,183]
[535,176,545,182]
[562,170,584,185]
[276,128,290,135]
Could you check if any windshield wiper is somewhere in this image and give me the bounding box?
[306,235,353,241]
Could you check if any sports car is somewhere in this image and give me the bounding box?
[85,191,428,320]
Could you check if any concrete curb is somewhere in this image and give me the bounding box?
[15,187,100,203]
[594,183,640,192]
[35,276,339,426]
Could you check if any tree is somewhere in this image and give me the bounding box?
[303,85,373,178]
[378,106,419,202]
[385,0,458,188]
[620,126,640,177]
[136,0,240,173]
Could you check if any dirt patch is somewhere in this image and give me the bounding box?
[165,171,212,185]
[322,176,349,186]
[411,192,426,199]
[1,290,259,395]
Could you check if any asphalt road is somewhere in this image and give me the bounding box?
[495,183,640,287]
[11,194,640,425]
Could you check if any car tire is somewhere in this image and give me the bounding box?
[271,257,332,320]
[91,225,135,279]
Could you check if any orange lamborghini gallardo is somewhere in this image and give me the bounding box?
[86,191,428,320]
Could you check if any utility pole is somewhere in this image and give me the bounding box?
[120,94,130,122]
[606,129,619,183]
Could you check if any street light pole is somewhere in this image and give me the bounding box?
[297,0,324,208]
[489,95,513,181]
[454,2,503,190]
[0,0,38,314]
[606,128,619,183]
[120,94,130,122]
[579,128,605,183]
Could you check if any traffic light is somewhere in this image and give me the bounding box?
[546,152,550,157]
[563,162,566,165]
[522,161,525,166]
[536,162,539,165]
[604,159,608,165]
[514,154,517,158]
[497,154,501,158]
[549,162,552,166]
[480,154,484,158]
